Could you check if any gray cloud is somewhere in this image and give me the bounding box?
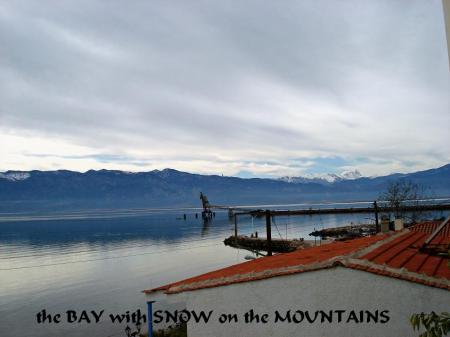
[0,0,448,177]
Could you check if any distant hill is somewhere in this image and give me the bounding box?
[0,164,449,212]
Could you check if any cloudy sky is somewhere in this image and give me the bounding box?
[0,0,449,178]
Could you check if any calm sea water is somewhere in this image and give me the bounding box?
[0,204,446,337]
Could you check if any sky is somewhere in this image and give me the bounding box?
[0,0,449,178]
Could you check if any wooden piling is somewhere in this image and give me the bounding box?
[374,201,379,233]
[265,210,272,256]
[234,215,238,242]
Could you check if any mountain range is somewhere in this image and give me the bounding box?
[0,164,449,212]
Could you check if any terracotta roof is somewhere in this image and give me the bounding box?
[359,221,449,279]
[144,220,450,295]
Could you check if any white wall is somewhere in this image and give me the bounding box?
[174,267,450,337]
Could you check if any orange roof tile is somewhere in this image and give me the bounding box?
[410,220,450,237]
[144,220,450,295]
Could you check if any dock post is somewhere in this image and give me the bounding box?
[265,210,272,256]
[234,215,238,242]
[374,201,379,233]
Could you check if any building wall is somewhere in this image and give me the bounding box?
[178,267,449,337]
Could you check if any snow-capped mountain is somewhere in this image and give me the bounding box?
[278,169,363,185]
[0,171,31,181]
[339,170,363,180]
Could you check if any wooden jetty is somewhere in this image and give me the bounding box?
[196,193,450,256]
[238,203,450,217]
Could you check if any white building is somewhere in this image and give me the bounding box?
[145,221,450,337]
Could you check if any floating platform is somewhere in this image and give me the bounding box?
[224,235,307,253]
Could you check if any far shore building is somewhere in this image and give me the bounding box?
[145,220,450,337]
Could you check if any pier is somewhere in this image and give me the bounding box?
[231,203,450,217]
[227,201,450,256]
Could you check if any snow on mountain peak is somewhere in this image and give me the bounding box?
[339,169,362,180]
[0,172,31,181]
[278,169,363,184]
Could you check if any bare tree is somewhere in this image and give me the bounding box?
[379,180,431,223]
